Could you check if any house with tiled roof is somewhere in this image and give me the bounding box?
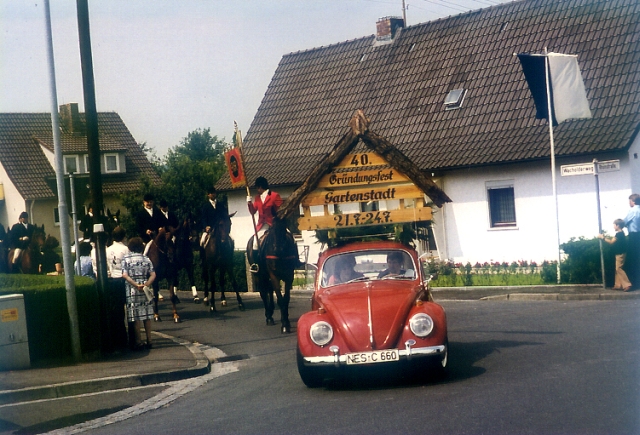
[218,0,640,265]
[0,103,161,241]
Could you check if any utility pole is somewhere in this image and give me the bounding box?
[44,0,81,362]
[76,0,111,352]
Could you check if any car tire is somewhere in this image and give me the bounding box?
[297,347,325,388]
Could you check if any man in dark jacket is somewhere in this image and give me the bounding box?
[199,187,230,247]
[135,194,165,253]
[9,212,35,267]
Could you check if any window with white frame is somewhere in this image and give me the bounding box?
[486,181,516,228]
[104,153,120,173]
[64,155,79,174]
[84,155,90,173]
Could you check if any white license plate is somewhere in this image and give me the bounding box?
[345,350,399,365]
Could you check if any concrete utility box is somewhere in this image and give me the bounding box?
[0,294,30,370]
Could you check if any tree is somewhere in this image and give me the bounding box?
[159,128,229,221]
[118,128,229,236]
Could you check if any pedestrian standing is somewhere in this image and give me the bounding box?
[122,237,156,350]
[624,193,640,289]
[106,226,130,350]
[598,219,632,291]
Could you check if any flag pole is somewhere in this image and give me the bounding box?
[234,122,261,252]
[544,48,562,284]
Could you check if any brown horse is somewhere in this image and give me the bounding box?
[7,225,45,274]
[146,228,181,323]
[246,216,298,333]
[202,217,244,313]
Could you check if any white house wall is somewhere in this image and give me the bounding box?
[628,133,640,194]
[0,161,26,229]
[439,154,633,265]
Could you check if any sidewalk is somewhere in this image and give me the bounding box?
[0,332,209,407]
[1,285,638,406]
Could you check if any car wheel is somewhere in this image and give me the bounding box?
[297,347,325,388]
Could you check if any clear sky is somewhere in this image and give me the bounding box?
[1,0,511,157]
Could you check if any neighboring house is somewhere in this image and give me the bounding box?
[0,103,161,241]
[219,0,640,265]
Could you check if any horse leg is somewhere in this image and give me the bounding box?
[218,264,227,307]
[208,263,217,313]
[169,285,180,323]
[227,265,245,311]
[258,275,275,325]
[187,262,200,303]
[275,280,292,333]
[200,250,210,304]
[152,280,161,322]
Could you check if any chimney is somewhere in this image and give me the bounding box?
[376,16,404,42]
[59,102,82,133]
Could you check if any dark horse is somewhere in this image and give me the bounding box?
[202,216,244,312]
[174,215,200,303]
[147,228,181,323]
[246,215,298,333]
[7,225,45,274]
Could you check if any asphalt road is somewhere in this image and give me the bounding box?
[3,293,639,434]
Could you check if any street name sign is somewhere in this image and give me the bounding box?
[560,160,620,176]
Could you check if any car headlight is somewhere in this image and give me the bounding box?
[310,321,333,346]
[409,313,434,338]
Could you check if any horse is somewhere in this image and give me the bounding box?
[7,224,45,274]
[173,215,200,303]
[146,227,181,323]
[246,215,298,333]
[201,216,244,312]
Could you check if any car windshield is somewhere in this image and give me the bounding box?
[320,249,417,287]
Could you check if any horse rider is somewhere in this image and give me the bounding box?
[247,176,283,272]
[79,204,94,241]
[135,193,165,256]
[158,199,180,234]
[9,212,35,267]
[199,186,231,248]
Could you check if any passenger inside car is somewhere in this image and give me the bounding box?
[328,255,364,285]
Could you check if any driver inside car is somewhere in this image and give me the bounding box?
[377,251,406,278]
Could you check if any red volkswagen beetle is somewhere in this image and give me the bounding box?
[296,240,448,387]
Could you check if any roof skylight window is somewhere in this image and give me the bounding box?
[444,88,467,110]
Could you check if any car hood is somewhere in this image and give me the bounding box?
[317,281,419,351]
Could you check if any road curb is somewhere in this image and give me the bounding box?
[480,292,640,301]
[0,332,210,406]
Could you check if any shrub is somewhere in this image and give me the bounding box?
[560,237,614,285]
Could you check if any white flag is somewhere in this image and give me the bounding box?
[517,52,592,125]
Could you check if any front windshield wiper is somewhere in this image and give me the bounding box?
[345,276,370,284]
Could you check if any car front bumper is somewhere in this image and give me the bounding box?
[301,344,445,366]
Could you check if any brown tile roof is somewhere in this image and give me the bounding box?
[0,112,161,200]
[218,0,640,190]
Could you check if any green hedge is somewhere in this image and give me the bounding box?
[0,274,100,363]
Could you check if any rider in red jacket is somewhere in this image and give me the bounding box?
[247,176,283,233]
